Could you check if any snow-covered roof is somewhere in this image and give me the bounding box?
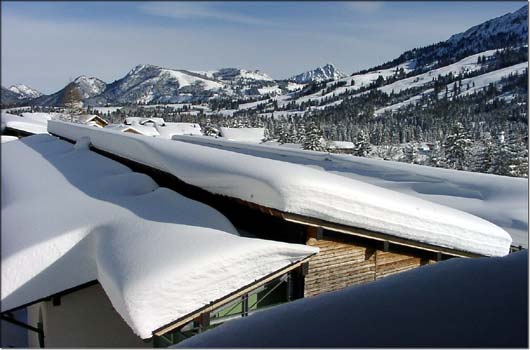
[104,123,159,137]
[177,250,528,347]
[156,122,202,139]
[327,141,355,149]
[48,121,513,256]
[172,135,528,249]
[1,135,18,143]
[124,117,166,126]
[1,112,48,135]
[1,135,317,339]
[219,127,265,143]
[77,114,108,125]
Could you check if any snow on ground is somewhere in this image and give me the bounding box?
[219,127,266,143]
[49,122,512,256]
[177,250,528,347]
[1,135,317,339]
[458,62,528,96]
[1,112,48,134]
[1,106,32,112]
[378,49,498,95]
[91,106,122,114]
[288,50,498,108]
[257,86,282,95]
[172,136,527,248]
[375,62,528,115]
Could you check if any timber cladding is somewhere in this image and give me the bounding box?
[304,229,437,297]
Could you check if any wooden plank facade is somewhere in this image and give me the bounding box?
[304,227,437,297]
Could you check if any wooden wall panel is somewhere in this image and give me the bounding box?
[305,234,436,297]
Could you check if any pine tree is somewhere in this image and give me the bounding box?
[428,141,445,167]
[276,123,291,144]
[403,143,417,164]
[302,122,326,151]
[471,136,495,173]
[443,122,472,170]
[353,130,371,157]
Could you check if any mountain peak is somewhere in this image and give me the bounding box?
[290,63,346,84]
[7,84,43,99]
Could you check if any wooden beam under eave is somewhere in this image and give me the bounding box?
[282,212,481,259]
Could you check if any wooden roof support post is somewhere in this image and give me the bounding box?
[306,226,323,242]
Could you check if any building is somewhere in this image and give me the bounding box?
[77,114,109,128]
[2,121,514,347]
[1,133,315,347]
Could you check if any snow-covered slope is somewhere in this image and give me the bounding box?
[7,84,43,99]
[375,61,528,114]
[49,122,512,256]
[290,63,346,83]
[178,250,528,347]
[1,134,317,339]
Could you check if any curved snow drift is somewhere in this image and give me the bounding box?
[49,121,512,256]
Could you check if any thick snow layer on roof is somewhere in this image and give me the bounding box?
[178,251,528,348]
[1,135,317,339]
[327,140,355,149]
[49,122,512,256]
[1,135,18,143]
[173,135,527,249]
[105,123,160,137]
[157,122,202,139]
[1,112,48,134]
[219,127,265,143]
[124,117,166,126]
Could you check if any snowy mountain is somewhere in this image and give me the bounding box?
[196,68,274,82]
[447,5,528,54]
[7,84,43,99]
[363,5,528,74]
[73,76,106,99]
[290,63,346,84]
[1,86,25,105]
[86,64,226,105]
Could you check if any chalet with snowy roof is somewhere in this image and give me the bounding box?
[77,114,108,128]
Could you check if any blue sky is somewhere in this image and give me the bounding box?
[1,1,526,93]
